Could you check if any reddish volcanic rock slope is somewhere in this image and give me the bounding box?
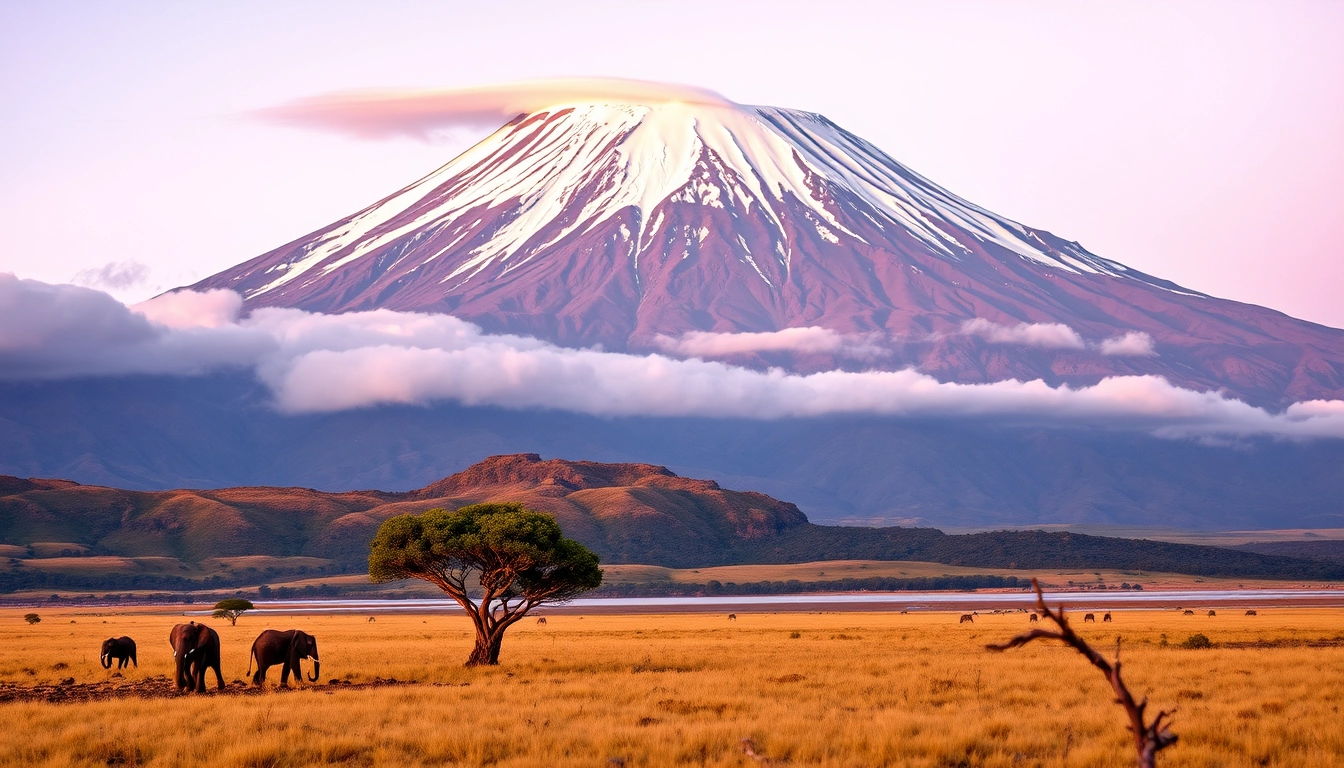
[192,101,1344,406]
[406,454,810,565]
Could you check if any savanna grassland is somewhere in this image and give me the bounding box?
[1,607,1341,767]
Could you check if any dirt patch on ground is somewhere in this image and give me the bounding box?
[0,675,453,705]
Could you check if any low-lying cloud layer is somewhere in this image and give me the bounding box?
[960,319,1157,357]
[652,327,886,359]
[1099,331,1158,357]
[254,79,734,141]
[3,274,1342,441]
[960,318,1085,349]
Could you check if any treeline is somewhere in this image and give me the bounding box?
[595,574,1027,597]
[732,527,1344,581]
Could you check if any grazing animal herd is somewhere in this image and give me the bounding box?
[101,621,320,694]
[963,608,1250,624]
[89,605,1255,692]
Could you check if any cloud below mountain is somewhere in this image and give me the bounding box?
[653,327,886,359]
[252,78,734,141]
[1099,331,1158,357]
[959,318,1086,349]
[3,275,1342,440]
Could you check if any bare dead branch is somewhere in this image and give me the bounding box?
[987,578,1177,768]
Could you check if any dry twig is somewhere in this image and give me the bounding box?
[986,579,1177,768]
[741,737,777,765]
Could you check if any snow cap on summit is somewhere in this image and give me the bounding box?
[253,78,735,140]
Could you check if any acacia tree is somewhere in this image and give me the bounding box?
[212,598,254,626]
[368,503,602,666]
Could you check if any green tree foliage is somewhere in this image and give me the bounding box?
[212,598,255,626]
[23,613,40,625]
[369,503,602,666]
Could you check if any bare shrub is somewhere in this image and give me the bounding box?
[987,579,1177,768]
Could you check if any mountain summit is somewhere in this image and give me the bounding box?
[194,99,1344,405]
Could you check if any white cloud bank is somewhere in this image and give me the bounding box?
[2,274,1342,441]
[960,318,1086,349]
[960,319,1158,357]
[1099,331,1158,357]
[652,327,885,359]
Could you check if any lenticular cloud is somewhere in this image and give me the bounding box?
[2,275,1342,441]
[253,78,734,141]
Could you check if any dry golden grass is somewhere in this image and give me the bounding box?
[1,606,1341,766]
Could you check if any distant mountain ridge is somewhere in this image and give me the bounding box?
[4,454,1341,591]
[192,100,1344,406]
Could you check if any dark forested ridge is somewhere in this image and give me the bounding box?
[3,454,1342,594]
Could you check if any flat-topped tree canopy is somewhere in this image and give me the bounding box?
[369,502,602,665]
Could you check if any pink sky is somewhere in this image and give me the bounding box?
[1,1,1341,328]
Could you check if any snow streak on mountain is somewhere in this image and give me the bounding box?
[194,100,1344,406]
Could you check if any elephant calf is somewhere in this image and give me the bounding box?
[248,629,320,687]
[170,621,224,693]
[100,636,137,670]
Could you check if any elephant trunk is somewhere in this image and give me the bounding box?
[308,658,319,682]
[100,653,111,669]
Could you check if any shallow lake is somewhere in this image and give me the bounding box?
[235,588,1344,614]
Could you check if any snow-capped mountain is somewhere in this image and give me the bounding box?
[193,100,1344,406]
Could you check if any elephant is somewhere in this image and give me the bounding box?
[247,629,320,687]
[169,622,224,693]
[100,636,137,670]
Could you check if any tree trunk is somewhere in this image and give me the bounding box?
[465,629,505,666]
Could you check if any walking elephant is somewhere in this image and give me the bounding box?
[100,636,137,669]
[248,629,320,687]
[169,622,224,693]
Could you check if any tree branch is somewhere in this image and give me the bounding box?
[987,578,1177,768]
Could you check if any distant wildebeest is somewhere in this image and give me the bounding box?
[1183,610,1195,615]
[1083,613,1096,623]
[1103,613,1112,623]
[536,617,547,625]
[1029,613,1039,623]
[1245,610,1258,616]
[959,614,974,624]
[100,636,137,669]
[1208,610,1217,617]
[899,610,908,615]
[728,614,737,621]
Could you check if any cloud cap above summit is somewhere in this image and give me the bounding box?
[252,78,734,140]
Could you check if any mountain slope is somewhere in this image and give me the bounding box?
[3,454,1342,585]
[192,101,1344,406]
